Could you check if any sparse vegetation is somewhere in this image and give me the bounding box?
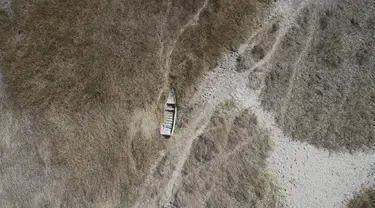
[348,189,375,208]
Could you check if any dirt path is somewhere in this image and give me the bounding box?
[158,0,209,102]
[135,0,375,207]
[158,102,219,206]
[190,1,375,207]
[177,50,375,208]
[163,0,375,207]
[279,9,317,121]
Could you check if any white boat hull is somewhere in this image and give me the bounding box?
[160,90,177,137]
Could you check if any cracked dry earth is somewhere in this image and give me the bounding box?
[1,0,375,207]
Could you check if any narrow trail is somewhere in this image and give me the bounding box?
[164,0,209,79]
[154,0,316,206]
[134,1,212,205]
[188,48,375,208]
[183,123,259,179]
[158,92,228,207]
[187,1,375,207]
[279,9,318,123]
[157,0,209,102]
[135,0,375,207]
[164,0,209,70]
[131,150,166,208]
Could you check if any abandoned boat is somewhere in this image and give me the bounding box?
[160,89,177,137]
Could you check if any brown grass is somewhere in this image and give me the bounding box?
[0,0,269,207]
[260,1,375,151]
[174,104,280,208]
[168,0,266,101]
[0,0,268,111]
[1,0,166,112]
[348,189,375,208]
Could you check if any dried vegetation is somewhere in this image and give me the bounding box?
[0,0,269,207]
[259,1,375,151]
[175,104,280,208]
[348,189,375,208]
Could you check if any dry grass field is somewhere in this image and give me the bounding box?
[259,0,375,151]
[0,0,269,207]
[1,0,375,207]
[174,105,279,208]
